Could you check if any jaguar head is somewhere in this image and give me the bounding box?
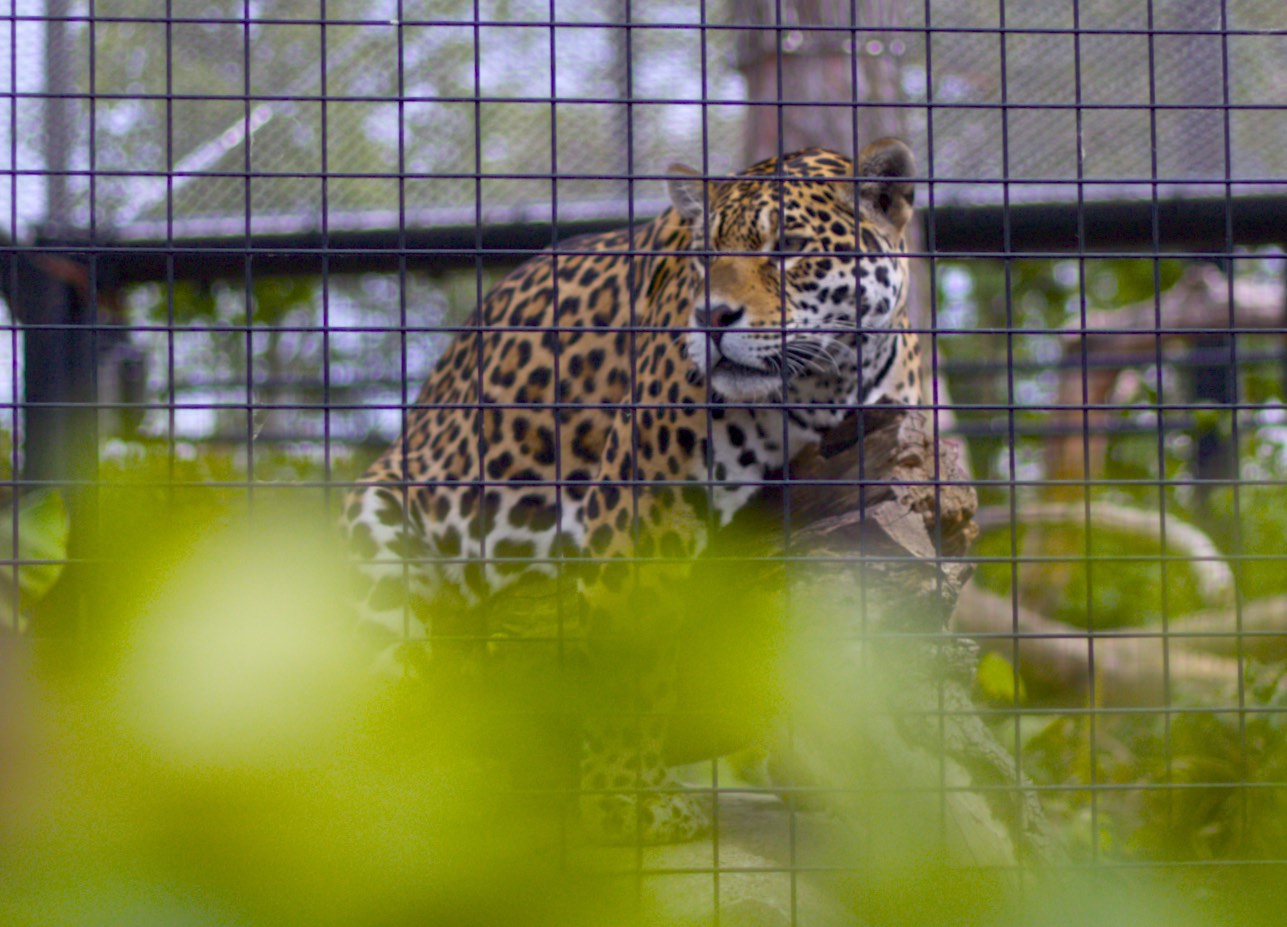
[668,139,916,402]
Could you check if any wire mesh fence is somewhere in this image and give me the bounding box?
[2,1,1287,924]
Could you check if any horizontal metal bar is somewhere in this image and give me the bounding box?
[14,549,1287,568]
[6,89,1287,112]
[154,343,1287,390]
[13,397,1287,414]
[20,196,1279,284]
[21,473,1287,491]
[13,319,1287,339]
[926,194,1287,253]
[13,12,1287,38]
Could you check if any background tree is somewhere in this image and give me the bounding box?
[734,0,907,161]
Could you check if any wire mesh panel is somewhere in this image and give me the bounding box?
[2,1,1286,924]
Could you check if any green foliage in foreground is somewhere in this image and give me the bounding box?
[3,490,1287,926]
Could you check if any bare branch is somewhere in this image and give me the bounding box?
[976,502,1234,605]
[953,582,1240,708]
[1065,264,1285,354]
[1163,595,1287,662]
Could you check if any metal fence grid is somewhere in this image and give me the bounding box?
[3,1,1287,924]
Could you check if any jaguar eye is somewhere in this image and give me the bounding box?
[777,234,812,255]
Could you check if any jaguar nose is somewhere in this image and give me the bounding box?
[695,304,744,348]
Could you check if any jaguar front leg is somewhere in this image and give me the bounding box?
[569,411,720,844]
[578,637,712,845]
[341,483,435,678]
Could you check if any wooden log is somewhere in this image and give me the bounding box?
[691,404,1066,868]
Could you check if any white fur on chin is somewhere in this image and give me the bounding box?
[709,368,784,402]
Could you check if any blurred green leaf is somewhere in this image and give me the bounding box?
[975,650,1025,706]
[250,276,316,325]
[0,490,69,625]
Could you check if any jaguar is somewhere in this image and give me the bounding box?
[342,138,922,844]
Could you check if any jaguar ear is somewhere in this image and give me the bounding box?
[846,138,916,234]
[666,163,709,225]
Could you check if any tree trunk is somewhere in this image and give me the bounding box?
[733,0,907,163]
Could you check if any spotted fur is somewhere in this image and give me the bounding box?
[342,140,922,843]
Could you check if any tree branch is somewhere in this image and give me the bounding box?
[953,582,1242,708]
[976,501,1234,606]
